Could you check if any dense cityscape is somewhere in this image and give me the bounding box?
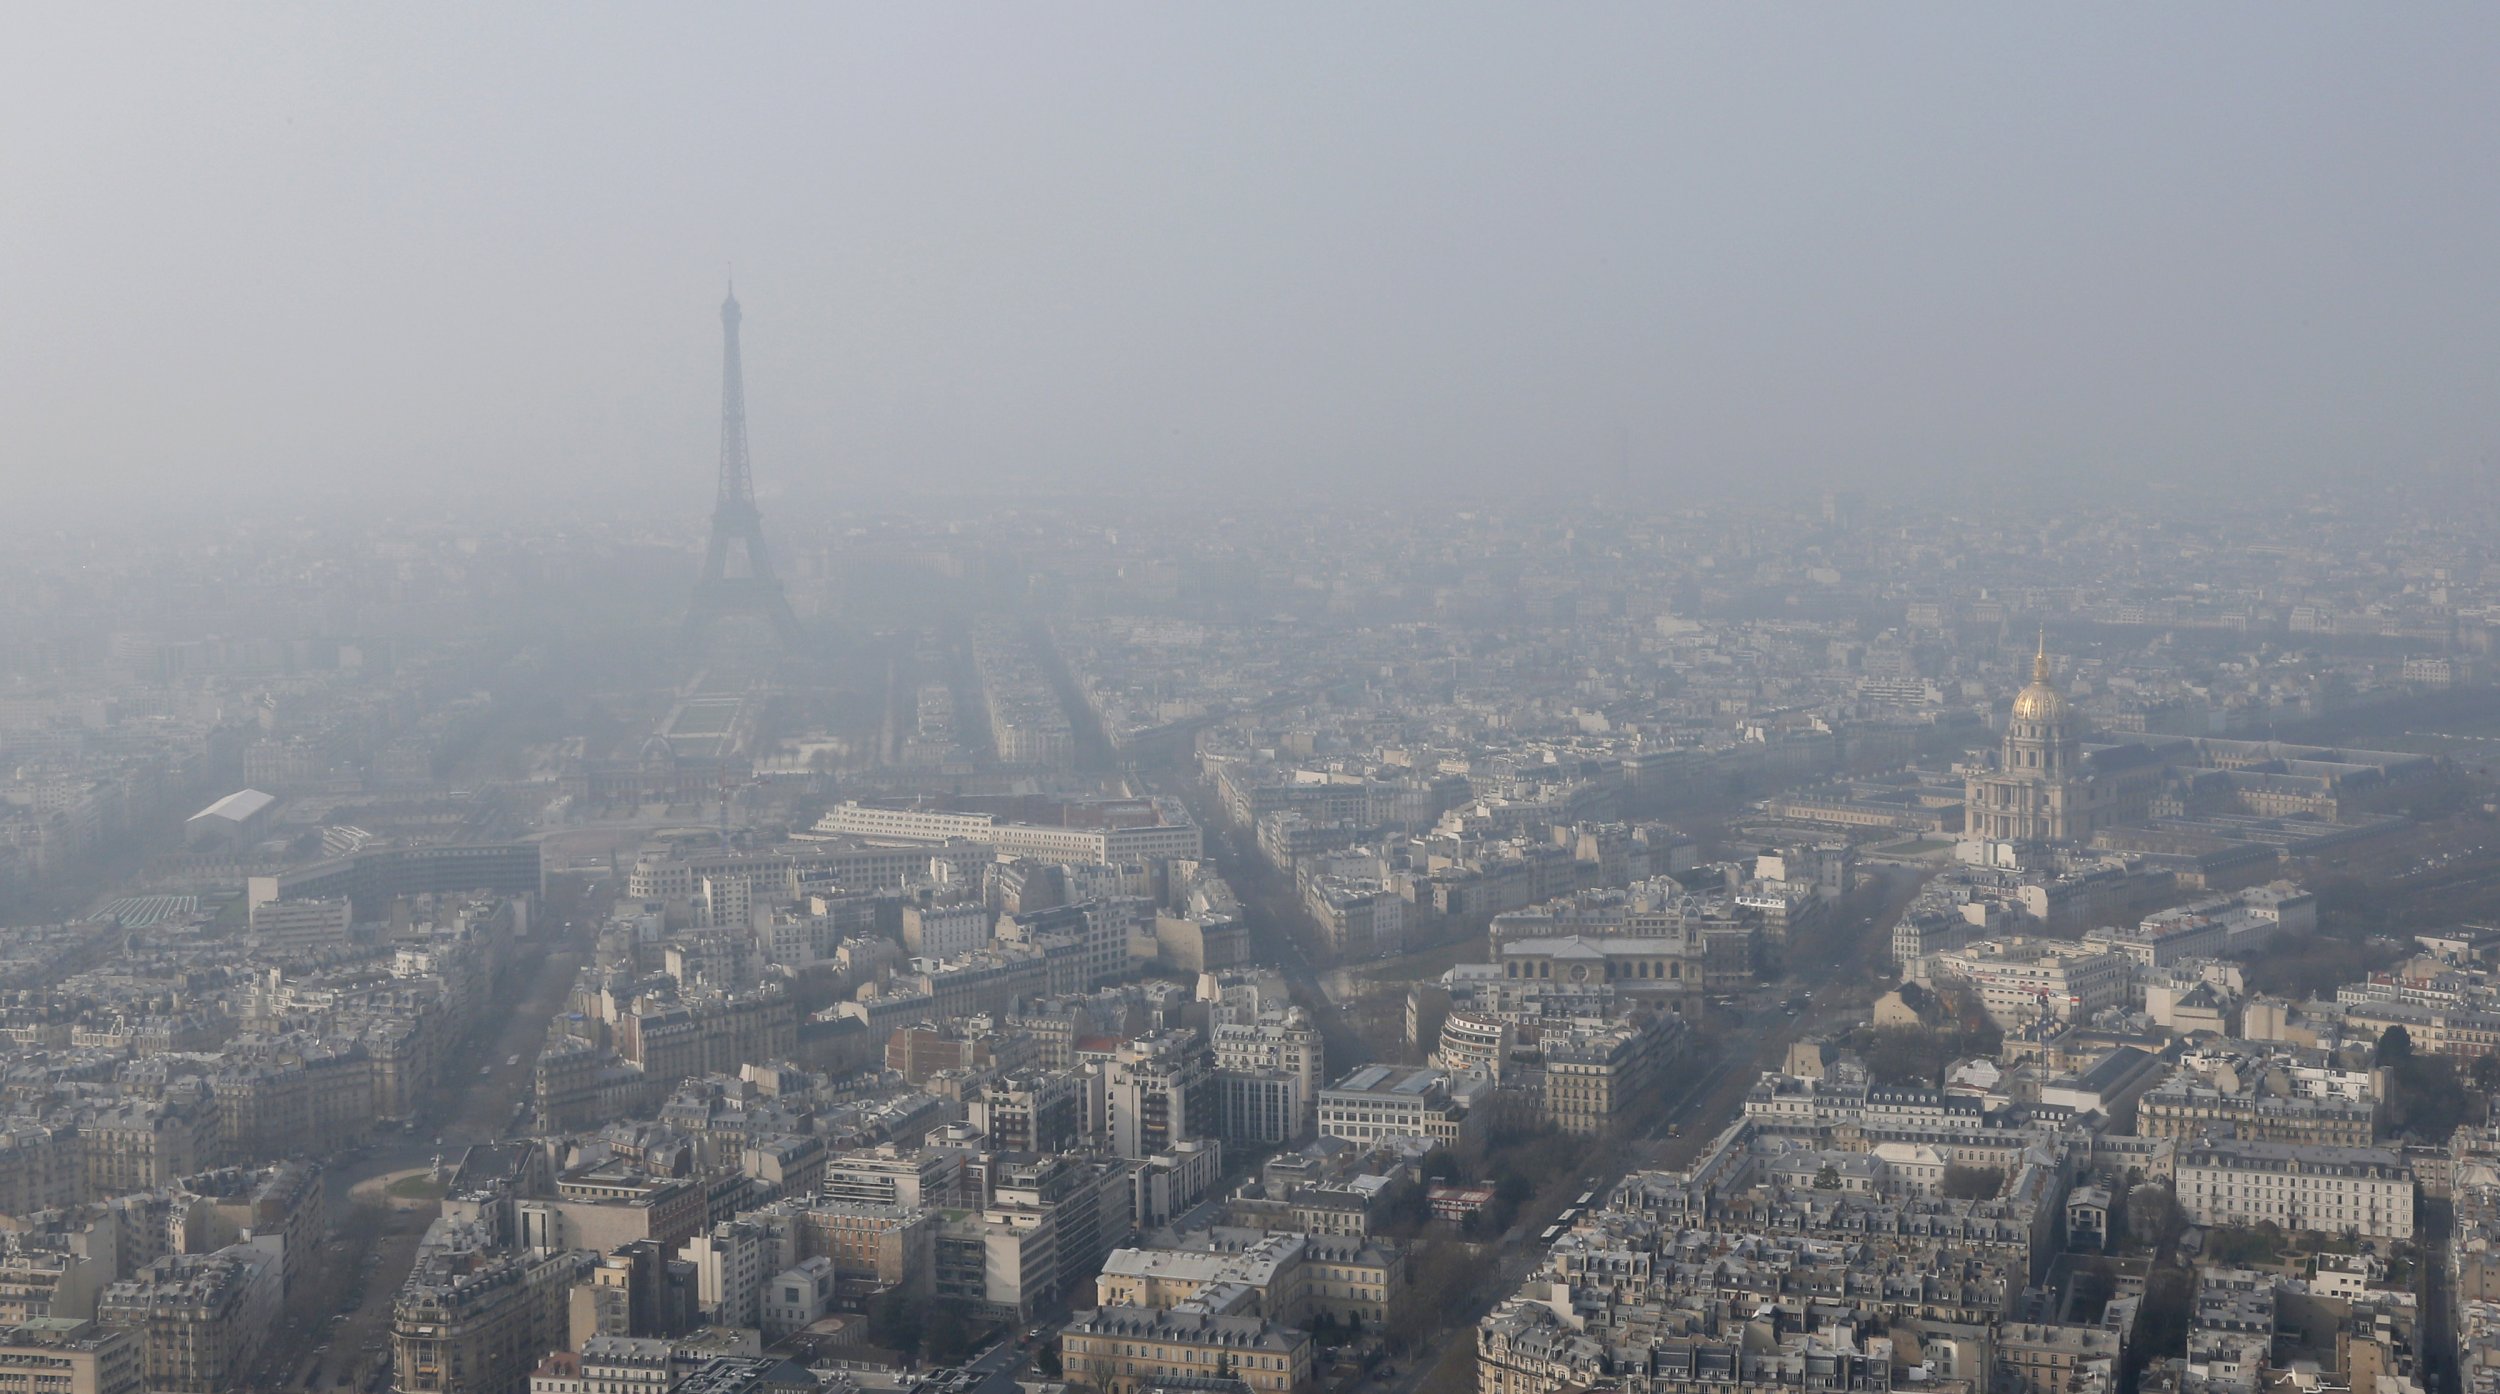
[0,272,2498,1394]
[11,11,2500,1394]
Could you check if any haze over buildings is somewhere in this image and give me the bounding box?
[7,6,2500,522]
[7,10,2500,1394]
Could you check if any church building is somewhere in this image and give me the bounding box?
[1963,636,2130,845]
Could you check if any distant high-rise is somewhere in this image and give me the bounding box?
[686,286,801,646]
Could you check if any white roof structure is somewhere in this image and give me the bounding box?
[188,789,276,826]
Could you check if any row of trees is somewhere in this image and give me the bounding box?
[1830,979,2005,1089]
[867,1289,979,1367]
[2378,1025,2481,1140]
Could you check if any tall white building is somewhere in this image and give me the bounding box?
[1212,1013,1323,1111]
[1212,1008,1323,1142]
[902,901,993,960]
[681,1219,776,1330]
[1105,1032,1215,1159]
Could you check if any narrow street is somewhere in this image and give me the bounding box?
[2423,1199,2459,1394]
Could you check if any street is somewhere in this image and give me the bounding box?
[240,897,598,1393]
[1376,864,1920,1394]
[1160,775,1385,1073]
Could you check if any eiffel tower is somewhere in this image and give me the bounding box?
[685,285,802,646]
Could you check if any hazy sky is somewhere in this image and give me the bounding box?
[5,5,2497,521]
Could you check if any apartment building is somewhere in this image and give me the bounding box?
[1096,1234,1307,1318]
[1106,1033,1215,1160]
[511,1167,707,1257]
[246,896,352,954]
[0,1126,84,1219]
[1539,1012,1683,1136]
[1305,878,1403,960]
[680,1220,772,1331]
[1212,1013,1321,1141]
[780,1202,931,1306]
[0,1319,142,1394]
[1061,1306,1314,1394]
[1215,1071,1305,1148]
[574,1337,674,1394]
[95,1248,280,1394]
[392,1232,586,1394]
[1925,938,2133,1029]
[2137,1070,2375,1149]
[820,1147,960,1211]
[1097,1229,1407,1330]
[2176,1140,2413,1240]
[1996,1323,2122,1394]
[933,1209,1060,1323]
[901,901,993,959]
[759,1258,833,1339]
[968,1071,1084,1155]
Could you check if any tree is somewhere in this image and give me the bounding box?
[1934,979,1995,1035]
[2476,1052,2500,1095]
[869,1287,923,1358]
[1813,1164,1842,1190]
[1852,1017,2004,1089]
[2101,1178,2132,1251]
[1036,1346,1062,1380]
[923,1301,974,1365]
[1391,1242,1474,1354]
[2379,1025,2414,1065]
[2127,1182,2185,1254]
[2207,1223,2287,1266]
[2383,1048,2474,1141]
[2132,1268,2194,1379]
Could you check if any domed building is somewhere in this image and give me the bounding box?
[1950,634,2442,867]
[1963,635,2124,847]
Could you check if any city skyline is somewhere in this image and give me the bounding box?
[7,6,2500,520]
[4,12,2500,1394]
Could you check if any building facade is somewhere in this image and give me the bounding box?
[2176,1140,2413,1240]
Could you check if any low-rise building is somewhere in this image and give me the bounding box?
[0,1318,142,1394]
[1317,1066,1485,1150]
[759,1258,833,1339]
[1061,1304,1314,1394]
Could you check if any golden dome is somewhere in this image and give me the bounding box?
[2011,633,2071,724]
